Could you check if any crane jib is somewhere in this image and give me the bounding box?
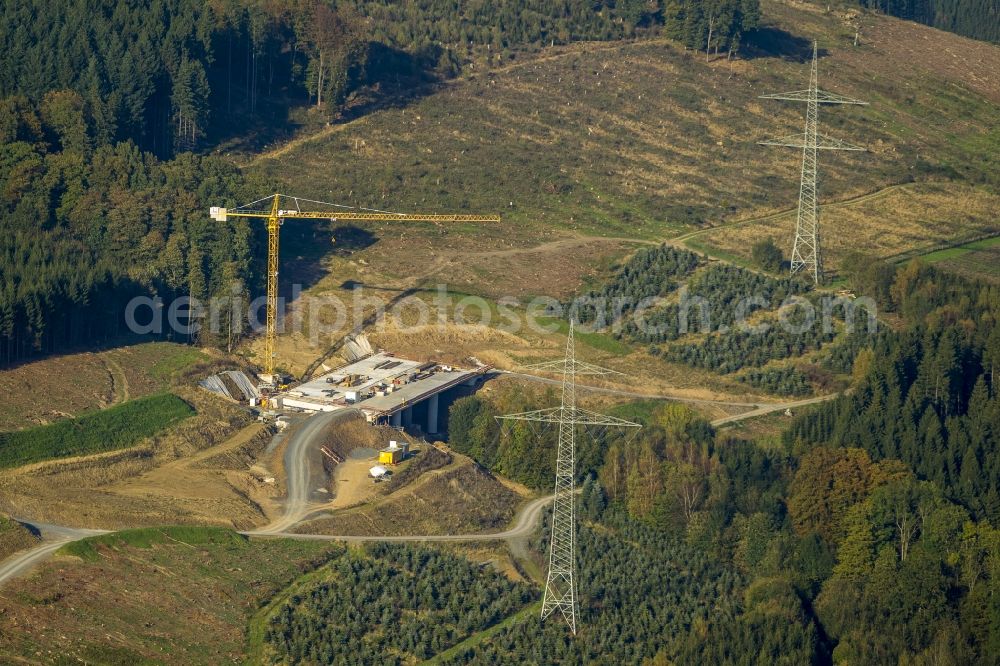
[210,207,499,224]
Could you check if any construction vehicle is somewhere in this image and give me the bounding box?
[210,194,500,385]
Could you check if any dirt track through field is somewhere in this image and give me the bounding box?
[104,357,130,405]
[110,422,267,502]
[463,235,657,259]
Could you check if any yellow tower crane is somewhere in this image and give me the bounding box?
[210,193,500,384]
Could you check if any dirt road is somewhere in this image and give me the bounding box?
[709,392,840,426]
[255,492,557,544]
[249,408,362,535]
[0,523,109,588]
[506,370,760,407]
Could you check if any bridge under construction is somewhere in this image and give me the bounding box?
[273,351,489,435]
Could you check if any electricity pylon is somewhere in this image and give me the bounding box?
[496,322,640,634]
[759,41,868,284]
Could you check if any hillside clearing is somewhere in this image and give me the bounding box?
[251,3,1000,244]
[0,528,340,664]
[0,389,267,530]
[241,1,999,381]
[0,342,208,432]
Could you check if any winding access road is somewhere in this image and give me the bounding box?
[505,370,760,407]
[0,523,109,588]
[0,406,551,586]
[248,404,555,543]
[253,492,557,544]
[249,408,362,536]
[507,369,840,422]
[709,393,839,426]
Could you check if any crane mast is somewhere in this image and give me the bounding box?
[211,193,499,384]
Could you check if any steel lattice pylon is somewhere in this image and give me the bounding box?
[497,322,640,634]
[759,42,868,284]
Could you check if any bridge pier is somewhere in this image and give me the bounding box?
[427,393,439,435]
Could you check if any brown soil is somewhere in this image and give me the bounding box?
[360,233,649,300]
[109,422,282,525]
[329,456,380,509]
[296,453,527,537]
[0,389,275,531]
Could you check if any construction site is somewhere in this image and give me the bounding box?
[201,345,488,437]
[0,69,873,631]
[207,39,866,633]
[278,350,488,432]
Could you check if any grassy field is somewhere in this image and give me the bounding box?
[535,316,633,356]
[917,236,1000,263]
[0,394,194,470]
[0,527,341,664]
[59,525,246,561]
[912,236,1000,283]
[933,247,1000,283]
[607,399,665,425]
[690,182,1000,275]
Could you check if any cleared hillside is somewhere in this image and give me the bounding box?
[0,528,340,663]
[0,342,207,431]
[239,1,1000,381]
[250,1,1000,252]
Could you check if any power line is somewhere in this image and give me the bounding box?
[759,41,868,284]
[497,322,640,633]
